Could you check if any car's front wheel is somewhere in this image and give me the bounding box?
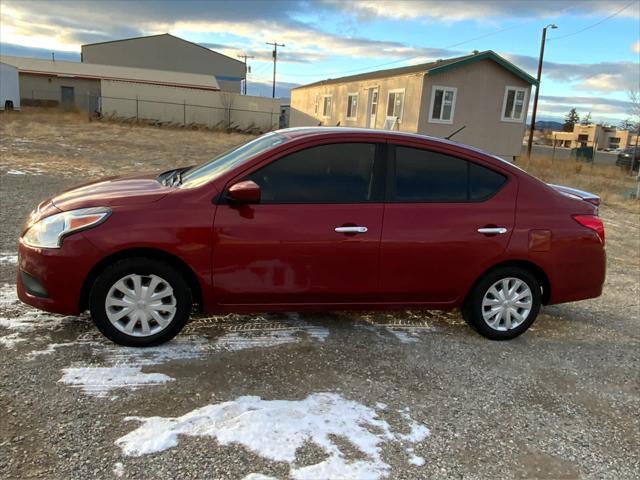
[89,258,192,346]
[462,267,541,340]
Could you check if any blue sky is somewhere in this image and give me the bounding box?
[1,0,638,124]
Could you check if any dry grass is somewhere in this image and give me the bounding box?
[0,107,256,178]
[522,154,639,211]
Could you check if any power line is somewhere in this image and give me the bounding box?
[547,1,635,41]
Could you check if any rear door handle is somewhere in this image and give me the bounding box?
[477,227,508,234]
[335,226,368,234]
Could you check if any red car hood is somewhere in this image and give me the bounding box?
[51,173,172,211]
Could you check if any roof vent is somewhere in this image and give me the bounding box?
[473,50,479,55]
[436,59,443,63]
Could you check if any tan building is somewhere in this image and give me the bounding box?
[290,50,537,158]
[551,124,633,150]
[82,34,245,93]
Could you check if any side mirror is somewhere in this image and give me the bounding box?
[227,180,261,204]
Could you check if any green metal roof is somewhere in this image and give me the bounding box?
[427,50,538,86]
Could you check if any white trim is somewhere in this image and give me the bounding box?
[386,88,405,123]
[501,85,528,123]
[322,94,333,118]
[346,92,358,120]
[428,85,457,125]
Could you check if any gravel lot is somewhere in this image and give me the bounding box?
[1,112,639,479]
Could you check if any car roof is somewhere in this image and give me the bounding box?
[275,126,510,162]
[276,126,475,148]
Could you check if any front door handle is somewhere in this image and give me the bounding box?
[477,227,508,235]
[335,226,368,234]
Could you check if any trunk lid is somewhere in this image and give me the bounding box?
[548,184,601,208]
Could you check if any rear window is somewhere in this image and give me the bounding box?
[393,146,507,202]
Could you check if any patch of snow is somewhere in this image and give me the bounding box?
[0,332,25,348]
[409,454,425,466]
[6,169,26,175]
[376,402,388,411]
[0,254,18,266]
[242,474,278,480]
[113,462,124,477]
[59,366,173,397]
[29,342,81,358]
[386,328,420,344]
[116,392,430,479]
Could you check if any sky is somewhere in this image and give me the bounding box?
[1,0,639,124]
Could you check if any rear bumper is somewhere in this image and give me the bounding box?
[17,234,102,315]
[548,244,606,305]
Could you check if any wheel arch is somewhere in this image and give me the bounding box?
[467,259,552,305]
[80,247,204,312]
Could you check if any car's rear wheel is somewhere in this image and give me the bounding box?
[462,267,541,340]
[89,258,191,346]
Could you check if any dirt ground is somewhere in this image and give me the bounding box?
[1,111,639,480]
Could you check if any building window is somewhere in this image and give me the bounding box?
[322,95,332,118]
[314,94,319,115]
[346,93,358,120]
[428,86,457,124]
[501,86,527,122]
[386,89,405,122]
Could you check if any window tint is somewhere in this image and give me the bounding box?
[394,147,507,202]
[248,143,376,203]
[469,162,507,200]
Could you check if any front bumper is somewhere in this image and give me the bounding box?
[17,233,102,315]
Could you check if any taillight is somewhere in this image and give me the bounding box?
[573,215,605,244]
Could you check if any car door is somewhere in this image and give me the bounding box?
[379,142,517,304]
[212,141,385,306]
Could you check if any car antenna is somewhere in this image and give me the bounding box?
[445,125,466,140]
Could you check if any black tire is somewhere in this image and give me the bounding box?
[89,257,192,347]
[462,266,541,340]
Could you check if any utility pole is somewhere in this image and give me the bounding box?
[237,54,255,95]
[266,41,285,98]
[527,23,558,159]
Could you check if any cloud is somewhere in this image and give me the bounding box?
[328,0,640,22]
[536,95,635,123]
[504,53,639,93]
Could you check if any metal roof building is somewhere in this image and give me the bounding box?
[0,55,220,91]
[81,34,245,93]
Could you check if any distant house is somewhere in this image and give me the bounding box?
[290,50,537,159]
[82,33,245,93]
[551,124,634,150]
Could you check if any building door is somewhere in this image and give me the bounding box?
[61,86,75,105]
[366,87,378,128]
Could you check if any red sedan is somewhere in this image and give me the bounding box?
[17,128,606,346]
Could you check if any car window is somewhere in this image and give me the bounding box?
[181,132,287,189]
[247,143,376,203]
[394,146,507,202]
[469,162,507,200]
[395,147,467,201]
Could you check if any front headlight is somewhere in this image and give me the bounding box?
[23,207,111,248]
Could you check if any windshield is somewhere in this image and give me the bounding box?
[180,132,288,188]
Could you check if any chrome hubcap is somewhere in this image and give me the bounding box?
[481,277,532,331]
[105,274,177,337]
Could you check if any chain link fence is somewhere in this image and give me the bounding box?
[20,88,281,133]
